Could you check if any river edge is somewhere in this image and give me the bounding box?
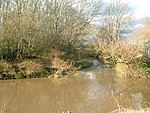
[0,57,149,80]
[0,57,96,80]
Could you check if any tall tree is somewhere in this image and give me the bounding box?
[99,0,133,44]
[93,0,133,65]
[0,0,102,59]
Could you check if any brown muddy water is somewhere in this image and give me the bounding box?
[0,68,150,113]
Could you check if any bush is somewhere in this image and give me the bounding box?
[75,58,94,69]
[0,12,47,59]
[0,0,90,61]
[17,60,45,78]
[0,61,16,79]
[48,50,77,77]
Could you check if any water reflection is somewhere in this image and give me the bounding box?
[0,68,150,113]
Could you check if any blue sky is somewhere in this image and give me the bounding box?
[105,0,150,19]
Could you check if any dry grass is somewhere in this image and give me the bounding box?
[49,50,77,77]
[110,108,150,113]
[17,60,44,75]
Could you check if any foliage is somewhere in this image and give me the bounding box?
[0,61,16,79]
[0,0,99,79]
[140,61,150,77]
[0,12,45,59]
[48,49,77,77]
[117,42,143,64]
[129,16,150,77]
[94,41,143,65]
[17,60,45,78]
[75,58,94,69]
[131,17,150,45]
[0,0,149,79]
[99,0,133,44]
[0,0,98,60]
[94,40,145,77]
[93,0,133,66]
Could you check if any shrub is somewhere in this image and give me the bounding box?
[0,12,47,59]
[0,0,90,60]
[74,58,94,69]
[0,61,16,79]
[48,50,77,77]
[17,60,45,78]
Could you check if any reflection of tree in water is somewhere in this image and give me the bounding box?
[0,70,150,113]
[112,78,150,109]
[26,78,89,113]
[0,80,24,113]
[78,68,118,113]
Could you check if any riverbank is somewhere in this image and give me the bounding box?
[0,57,95,80]
[0,55,150,80]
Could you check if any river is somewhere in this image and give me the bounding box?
[0,67,150,113]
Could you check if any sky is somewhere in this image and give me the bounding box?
[92,0,150,26]
[105,0,150,19]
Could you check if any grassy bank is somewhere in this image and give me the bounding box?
[0,52,96,80]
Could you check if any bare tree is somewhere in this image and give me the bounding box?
[99,0,132,44]
[93,0,133,65]
[131,16,150,59]
[0,0,102,60]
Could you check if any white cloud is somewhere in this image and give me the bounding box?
[105,0,150,18]
[121,0,150,18]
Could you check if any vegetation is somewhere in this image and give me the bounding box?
[93,0,134,66]
[93,0,150,78]
[0,1,150,113]
[0,0,149,79]
[111,108,150,113]
[0,0,101,79]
